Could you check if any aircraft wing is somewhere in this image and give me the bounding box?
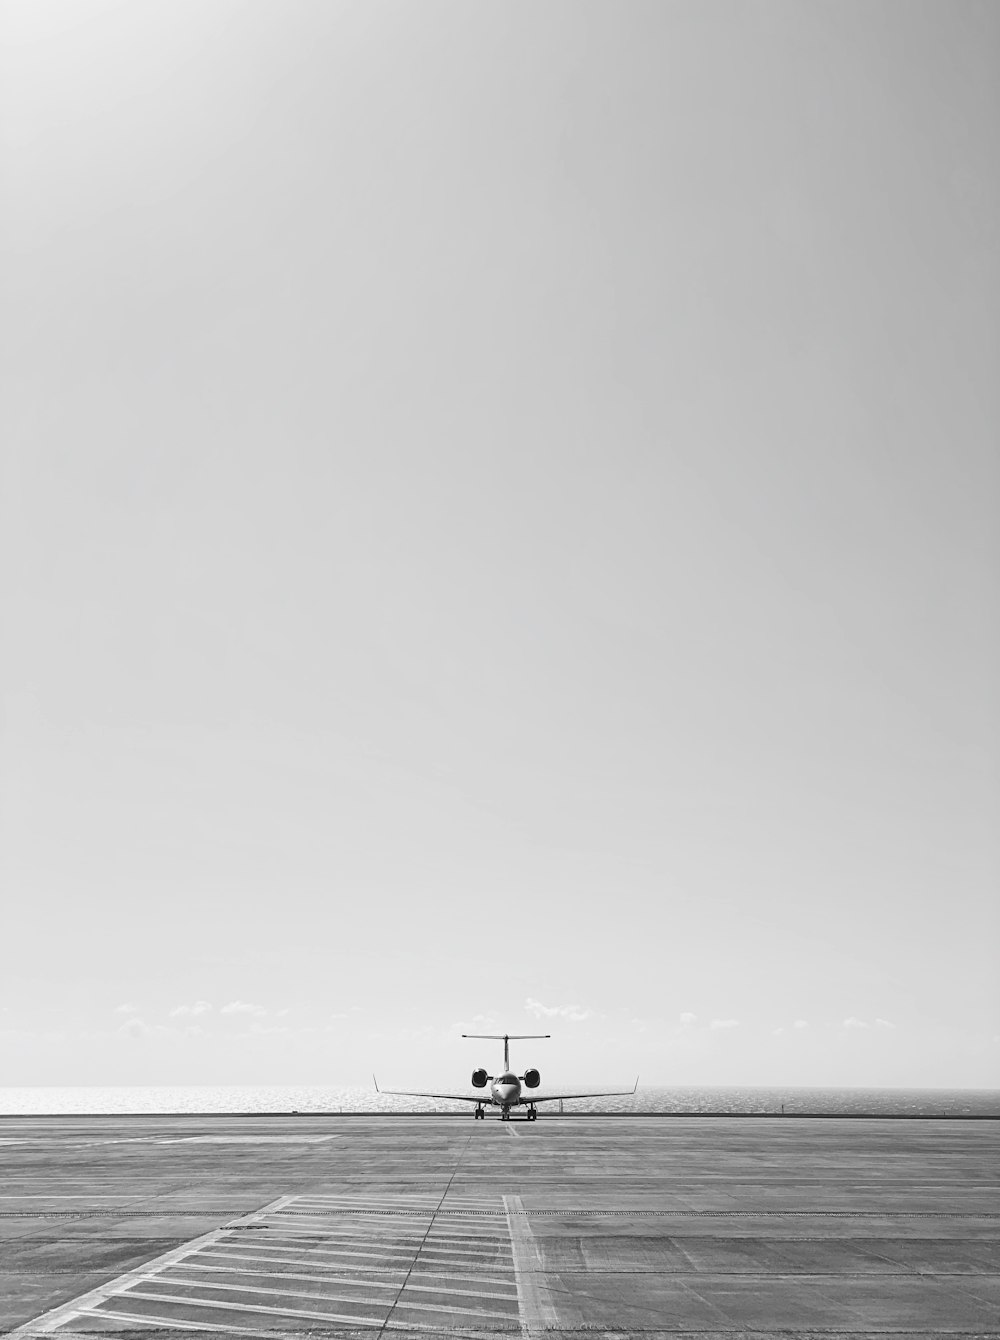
[373,1077,483,1104]
[529,1078,639,1103]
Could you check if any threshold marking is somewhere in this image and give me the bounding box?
[13,1191,523,1334]
[6,1194,296,1335]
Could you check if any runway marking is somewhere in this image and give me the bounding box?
[156,1134,338,1143]
[126,1281,515,1323]
[504,1193,561,1337]
[5,1194,296,1336]
[100,1289,393,1326]
[168,1259,518,1299]
[12,1191,523,1334]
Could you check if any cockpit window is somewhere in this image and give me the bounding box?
[500,1073,518,1084]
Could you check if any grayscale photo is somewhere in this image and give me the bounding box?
[1,2,997,1336]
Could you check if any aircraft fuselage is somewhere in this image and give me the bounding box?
[479,1071,536,1120]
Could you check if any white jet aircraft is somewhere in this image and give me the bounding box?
[374,1032,638,1121]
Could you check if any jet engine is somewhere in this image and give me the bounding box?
[471,1068,488,1088]
[523,1068,540,1089]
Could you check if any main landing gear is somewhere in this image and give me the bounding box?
[474,1105,485,1120]
[526,1105,537,1121]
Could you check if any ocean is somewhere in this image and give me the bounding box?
[0,1085,997,1116]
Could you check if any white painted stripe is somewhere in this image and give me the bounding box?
[275,1201,434,1212]
[120,1285,513,1324]
[265,1218,432,1234]
[415,1232,514,1254]
[90,1304,504,1338]
[168,1262,518,1303]
[210,1232,412,1254]
[403,1271,518,1290]
[213,1230,408,1246]
[504,1192,560,1338]
[72,1307,259,1334]
[222,1230,421,1249]
[191,1251,515,1290]
[267,1219,431,1233]
[163,1262,400,1290]
[389,1280,517,1302]
[424,1230,514,1245]
[133,1277,398,1312]
[217,1233,422,1251]
[251,1222,430,1239]
[213,1234,420,1254]
[137,1273,517,1319]
[100,1290,390,1326]
[284,1198,437,1209]
[190,1248,408,1274]
[211,1241,415,1263]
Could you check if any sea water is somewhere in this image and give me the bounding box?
[0,1085,996,1116]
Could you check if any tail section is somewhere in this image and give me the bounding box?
[463,1032,550,1071]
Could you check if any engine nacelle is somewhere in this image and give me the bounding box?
[523,1068,540,1089]
[471,1068,488,1089]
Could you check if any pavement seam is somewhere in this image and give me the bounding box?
[374,1130,477,1337]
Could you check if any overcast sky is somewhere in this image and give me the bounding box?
[2,1,998,1091]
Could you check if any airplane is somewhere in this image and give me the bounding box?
[373,1032,638,1121]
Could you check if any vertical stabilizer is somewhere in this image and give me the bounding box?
[462,1033,550,1074]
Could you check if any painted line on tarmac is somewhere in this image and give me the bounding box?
[125,1279,514,1324]
[4,1194,295,1336]
[11,1190,520,1335]
[503,1193,560,1337]
[156,1134,338,1143]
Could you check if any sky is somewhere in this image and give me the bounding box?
[2,1,998,1091]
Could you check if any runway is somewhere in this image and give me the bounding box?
[1,1114,997,1336]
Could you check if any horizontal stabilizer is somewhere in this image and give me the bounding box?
[461,1033,550,1040]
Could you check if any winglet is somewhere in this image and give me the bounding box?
[373,1073,379,1093]
[633,1076,639,1094]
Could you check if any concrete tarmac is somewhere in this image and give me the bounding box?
[0,1114,997,1337]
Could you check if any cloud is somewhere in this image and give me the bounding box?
[875,1017,896,1029]
[221,1001,267,1017]
[679,1012,697,1027]
[843,1016,867,1029]
[709,1018,740,1030]
[524,997,595,1023]
[461,1013,501,1033]
[793,1019,809,1030]
[772,1026,785,1036]
[169,1001,212,1018]
[118,1017,170,1040]
[115,1003,137,1015]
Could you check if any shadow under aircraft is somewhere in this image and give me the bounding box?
[374,1032,638,1121]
